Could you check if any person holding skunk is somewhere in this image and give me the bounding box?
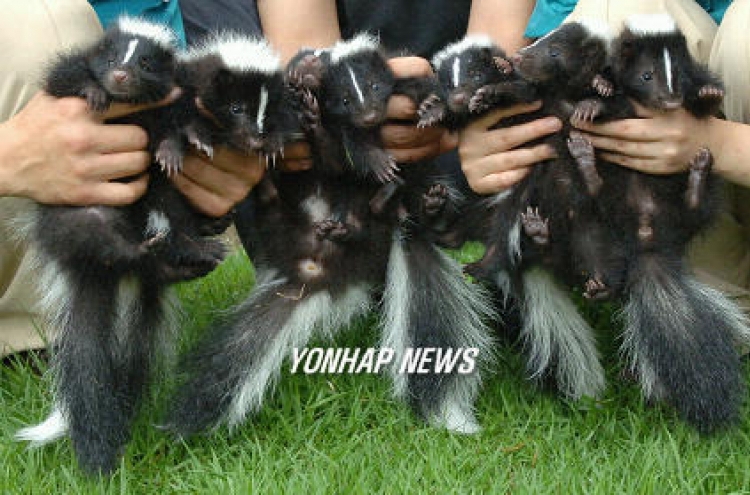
[461,0,750,316]
[0,0,263,356]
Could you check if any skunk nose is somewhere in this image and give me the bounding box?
[511,54,523,66]
[449,92,468,107]
[361,110,380,127]
[112,70,129,83]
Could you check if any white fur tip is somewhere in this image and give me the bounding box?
[569,17,615,41]
[432,35,496,70]
[15,409,69,447]
[182,33,281,74]
[433,401,481,434]
[625,14,678,36]
[330,33,381,64]
[116,16,177,49]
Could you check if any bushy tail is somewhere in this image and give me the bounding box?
[519,266,606,399]
[381,231,496,433]
[166,271,371,436]
[622,253,746,432]
[15,263,171,474]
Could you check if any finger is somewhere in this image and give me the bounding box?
[598,152,671,175]
[387,56,433,78]
[389,142,443,163]
[381,122,444,148]
[283,140,313,161]
[204,146,265,179]
[90,151,151,180]
[91,124,149,153]
[582,133,658,159]
[171,172,234,217]
[473,168,531,195]
[573,117,658,141]
[472,100,543,129]
[279,158,313,172]
[386,94,418,120]
[465,144,555,178]
[181,152,263,201]
[475,117,561,155]
[439,131,459,154]
[84,174,149,206]
[103,87,182,120]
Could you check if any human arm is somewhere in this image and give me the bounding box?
[572,105,750,187]
[466,0,536,54]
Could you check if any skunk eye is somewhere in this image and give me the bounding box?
[342,97,350,106]
[230,103,244,114]
[139,56,151,71]
[548,48,560,58]
[641,71,653,81]
[371,82,379,90]
[473,73,483,82]
[108,59,116,68]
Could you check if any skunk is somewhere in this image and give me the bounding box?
[421,27,616,400]
[285,34,437,184]
[15,22,295,473]
[165,39,494,436]
[573,14,748,432]
[418,35,538,130]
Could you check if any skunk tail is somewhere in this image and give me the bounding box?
[167,271,371,436]
[381,231,495,434]
[519,266,605,399]
[622,253,747,432]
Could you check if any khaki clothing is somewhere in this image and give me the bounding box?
[0,0,101,355]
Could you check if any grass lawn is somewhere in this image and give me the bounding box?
[2,245,750,494]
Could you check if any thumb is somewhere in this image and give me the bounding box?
[102,86,182,120]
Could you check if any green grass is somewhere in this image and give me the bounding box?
[3,245,750,494]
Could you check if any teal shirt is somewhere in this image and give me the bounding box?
[525,0,732,37]
[88,0,186,48]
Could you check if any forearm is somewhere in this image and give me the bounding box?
[466,0,535,54]
[707,118,750,188]
[257,0,341,62]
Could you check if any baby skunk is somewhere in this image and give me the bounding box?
[15,17,207,475]
[157,33,301,174]
[15,22,294,474]
[423,27,617,401]
[165,42,495,436]
[285,33,436,184]
[574,14,749,432]
[418,35,537,130]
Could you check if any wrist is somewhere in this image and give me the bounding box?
[0,120,22,197]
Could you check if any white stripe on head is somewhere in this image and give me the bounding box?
[122,39,140,65]
[432,35,495,70]
[452,57,461,88]
[663,47,674,93]
[330,32,380,64]
[347,65,365,104]
[257,85,269,133]
[624,14,678,36]
[116,16,177,48]
[181,33,281,74]
[571,18,614,42]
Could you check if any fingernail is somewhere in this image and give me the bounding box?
[545,117,562,132]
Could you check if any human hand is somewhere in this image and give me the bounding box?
[171,145,266,218]
[572,102,712,175]
[459,101,560,194]
[382,56,457,163]
[0,89,179,205]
